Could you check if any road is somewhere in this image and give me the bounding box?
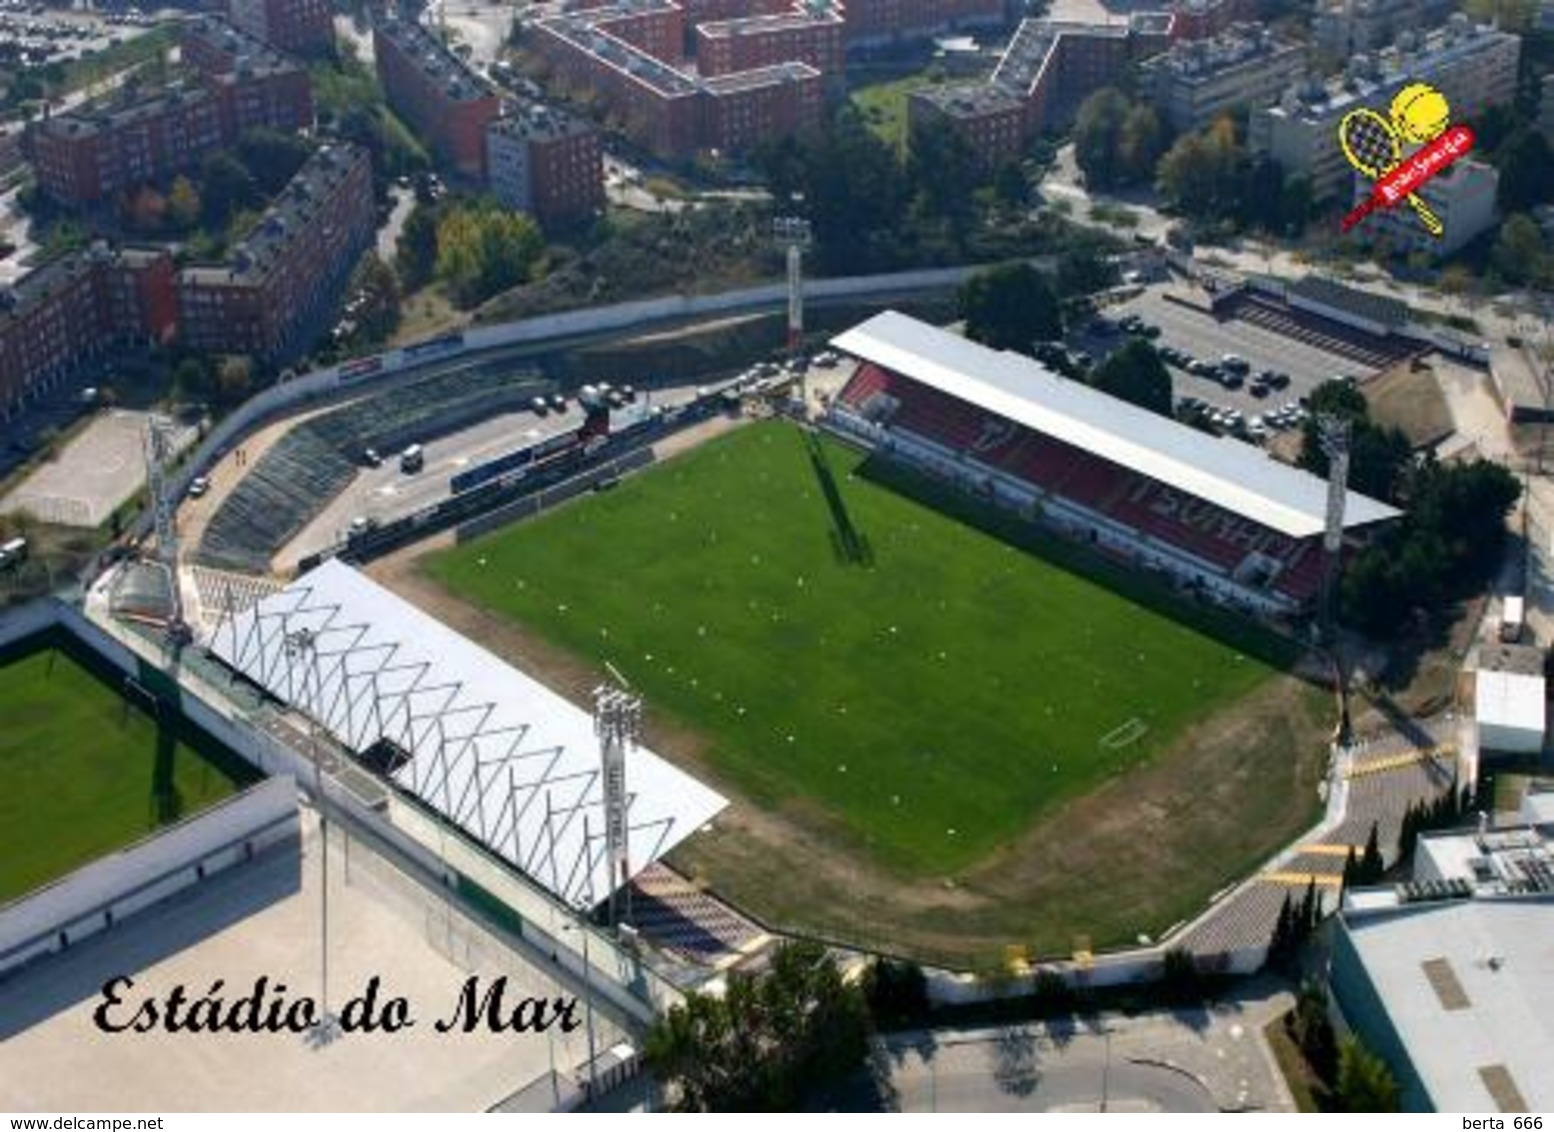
[870,985,1296,1113]
[376,184,414,263]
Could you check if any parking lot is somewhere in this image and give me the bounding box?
[0,3,161,71]
[1065,285,1387,447]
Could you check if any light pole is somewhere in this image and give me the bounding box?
[284,626,340,1044]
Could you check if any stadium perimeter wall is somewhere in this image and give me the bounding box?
[148,267,977,526]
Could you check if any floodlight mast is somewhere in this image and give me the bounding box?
[1318,414,1352,744]
[593,682,641,925]
[142,418,186,643]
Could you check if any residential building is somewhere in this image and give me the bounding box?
[838,0,1005,49]
[1351,156,1498,258]
[27,16,312,208]
[1251,16,1521,201]
[0,245,176,421]
[178,143,373,362]
[373,14,500,177]
[485,103,604,227]
[701,62,823,153]
[1314,0,1456,56]
[906,82,1027,176]
[695,8,845,83]
[1539,73,1554,145]
[1138,24,1307,132]
[226,0,334,55]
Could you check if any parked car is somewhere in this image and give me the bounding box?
[187,475,211,498]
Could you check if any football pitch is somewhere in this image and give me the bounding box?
[426,421,1288,876]
[0,642,258,904]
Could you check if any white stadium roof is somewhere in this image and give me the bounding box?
[831,311,1401,540]
[209,558,727,908]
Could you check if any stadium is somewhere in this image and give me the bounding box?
[1,300,1411,1044]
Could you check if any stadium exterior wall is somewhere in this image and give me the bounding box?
[0,776,297,978]
[144,265,980,537]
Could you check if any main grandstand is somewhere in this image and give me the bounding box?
[828,311,1401,618]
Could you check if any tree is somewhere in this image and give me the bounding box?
[1157,116,1248,223]
[1336,1037,1401,1112]
[861,957,929,1028]
[958,261,1061,353]
[171,356,211,402]
[125,185,167,232]
[349,255,401,344]
[1360,821,1384,884]
[1054,248,1118,300]
[167,175,201,231]
[200,152,260,230]
[1089,339,1172,416]
[1297,379,1411,503]
[236,128,314,196]
[1290,981,1338,1081]
[215,356,253,405]
[1073,88,1131,190]
[434,201,544,308]
[992,160,1029,208]
[397,204,440,292]
[1118,103,1165,185]
[645,940,871,1111]
[907,117,978,231]
[1491,212,1547,287]
[1493,129,1554,215]
[1342,845,1359,889]
[1268,891,1295,968]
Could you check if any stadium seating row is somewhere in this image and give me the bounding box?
[838,365,1326,605]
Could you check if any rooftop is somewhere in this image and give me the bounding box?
[208,557,727,908]
[536,12,699,96]
[696,8,844,38]
[830,311,1401,539]
[180,12,299,80]
[1338,896,1554,1111]
[1140,22,1303,82]
[1289,276,1411,329]
[700,59,819,94]
[910,81,1026,119]
[180,143,367,286]
[1263,15,1515,122]
[374,13,495,103]
[488,100,593,143]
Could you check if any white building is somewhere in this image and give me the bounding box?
[1353,157,1499,258]
[1475,642,1546,756]
[1138,24,1308,133]
[1250,16,1521,202]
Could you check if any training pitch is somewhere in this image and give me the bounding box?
[0,642,257,903]
[426,422,1289,872]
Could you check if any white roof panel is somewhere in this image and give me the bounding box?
[831,310,1401,539]
[209,558,726,908]
[1476,667,1547,734]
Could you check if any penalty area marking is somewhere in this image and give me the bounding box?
[1099,717,1148,750]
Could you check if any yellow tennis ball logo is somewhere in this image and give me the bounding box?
[1390,82,1451,144]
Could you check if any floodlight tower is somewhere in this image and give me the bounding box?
[593,681,641,925]
[1317,414,1351,645]
[773,213,811,356]
[142,417,186,641]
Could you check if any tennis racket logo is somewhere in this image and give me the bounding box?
[1338,82,1476,238]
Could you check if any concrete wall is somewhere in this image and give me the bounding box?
[0,777,297,977]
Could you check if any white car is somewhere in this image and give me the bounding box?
[187,476,211,498]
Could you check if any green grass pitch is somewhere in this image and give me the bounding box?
[427,422,1280,874]
[0,644,255,903]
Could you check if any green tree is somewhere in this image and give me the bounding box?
[236,128,315,196]
[349,254,402,344]
[907,116,978,229]
[958,261,1062,353]
[1491,213,1546,287]
[171,356,210,402]
[1360,822,1384,883]
[1335,1037,1401,1112]
[1118,103,1165,185]
[200,152,260,230]
[645,940,870,1111]
[167,175,201,231]
[861,957,929,1028]
[1290,981,1338,1081]
[1089,339,1172,416]
[1054,248,1118,299]
[215,356,253,405]
[1073,87,1132,190]
[434,201,544,308]
[397,204,440,292]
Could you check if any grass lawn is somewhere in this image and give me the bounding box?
[0,644,256,904]
[848,72,947,154]
[426,421,1281,875]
